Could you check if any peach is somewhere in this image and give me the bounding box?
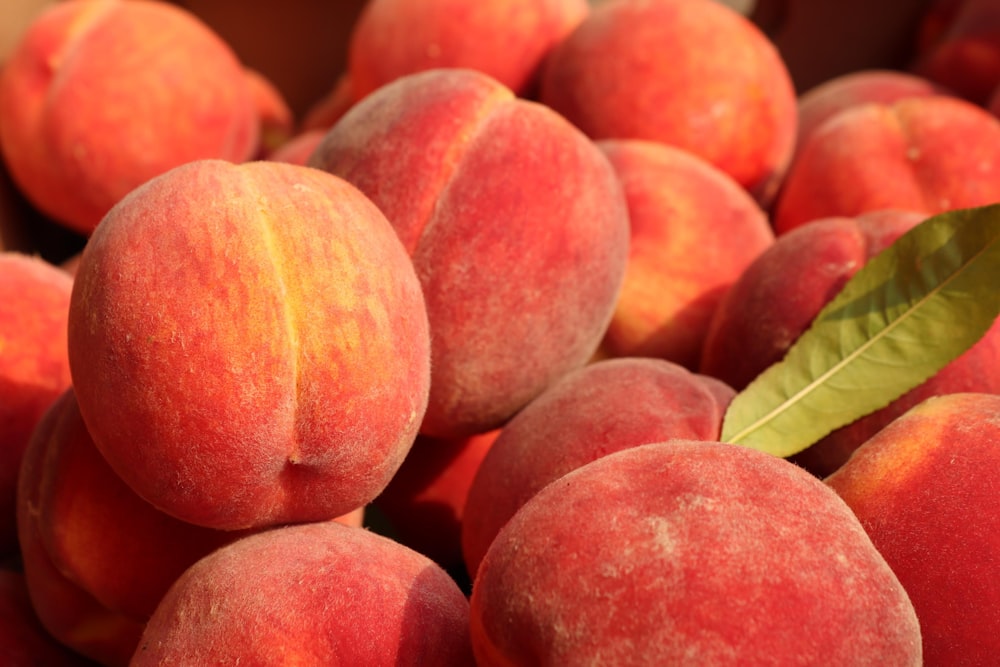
[132,522,473,665]
[308,0,589,129]
[773,94,1000,235]
[16,389,154,665]
[911,0,1000,105]
[310,68,630,439]
[698,209,1000,477]
[470,440,922,665]
[0,252,73,556]
[373,429,499,576]
[67,159,431,530]
[462,357,735,578]
[595,139,775,368]
[0,0,260,235]
[18,388,250,621]
[794,69,944,163]
[17,388,364,666]
[0,568,91,666]
[538,0,798,205]
[825,393,1000,665]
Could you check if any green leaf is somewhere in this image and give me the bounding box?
[721,204,1000,457]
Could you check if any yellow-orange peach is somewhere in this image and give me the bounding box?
[67,159,431,530]
[596,139,774,368]
[0,0,260,234]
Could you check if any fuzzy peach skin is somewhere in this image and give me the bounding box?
[304,0,589,129]
[825,393,1000,666]
[0,568,93,666]
[18,387,365,649]
[18,388,248,622]
[538,0,798,206]
[595,139,774,368]
[773,94,1000,235]
[310,68,630,439]
[17,393,144,666]
[0,252,72,556]
[470,440,922,665]
[462,357,735,579]
[698,209,1000,477]
[793,69,945,164]
[911,0,1000,105]
[0,0,259,235]
[373,429,499,573]
[67,159,431,531]
[131,521,473,666]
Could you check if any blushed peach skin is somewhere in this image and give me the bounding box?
[538,0,798,205]
[67,159,431,531]
[0,252,72,556]
[16,387,364,665]
[773,95,1000,235]
[304,0,589,129]
[595,139,774,369]
[131,522,474,666]
[793,69,945,164]
[18,388,249,621]
[826,393,1000,666]
[0,0,259,234]
[310,68,630,439]
[17,391,144,667]
[470,440,922,665]
[462,357,735,578]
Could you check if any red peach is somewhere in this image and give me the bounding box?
[131,522,474,665]
[471,440,922,665]
[698,209,1000,477]
[826,393,1000,665]
[794,69,945,164]
[310,68,630,439]
[773,95,1000,235]
[462,356,735,578]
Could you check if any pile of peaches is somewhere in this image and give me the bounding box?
[1,0,999,665]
